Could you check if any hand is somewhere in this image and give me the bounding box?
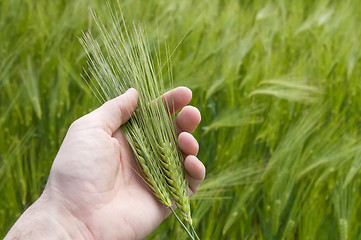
[5,87,205,240]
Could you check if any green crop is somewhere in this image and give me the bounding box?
[2,0,361,239]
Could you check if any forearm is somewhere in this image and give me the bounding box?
[4,195,93,240]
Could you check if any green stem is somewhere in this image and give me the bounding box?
[170,207,194,240]
[190,224,200,240]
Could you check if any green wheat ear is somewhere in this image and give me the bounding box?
[79,2,199,239]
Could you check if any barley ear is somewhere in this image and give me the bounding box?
[123,121,173,208]
[80,3,199,238]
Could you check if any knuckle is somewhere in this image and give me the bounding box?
[69,119,81,129]
[69,116,87,130]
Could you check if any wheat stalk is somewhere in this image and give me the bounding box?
[79,2,198,239]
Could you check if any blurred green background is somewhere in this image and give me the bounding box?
[1,0,361,239]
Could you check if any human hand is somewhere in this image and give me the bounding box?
[5,87,205,240]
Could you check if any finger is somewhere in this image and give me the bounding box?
[161,86,192,115]
[178,132,199,156]
[83,88,138,134]
[175,106,201,134]
[184,155,206,195]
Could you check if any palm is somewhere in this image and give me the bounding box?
[49,126,166,239]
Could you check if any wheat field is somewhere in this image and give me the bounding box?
[1,0,361,239]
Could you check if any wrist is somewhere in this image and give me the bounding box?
[5,193,94,240]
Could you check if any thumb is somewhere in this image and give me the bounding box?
[87,88,138,134]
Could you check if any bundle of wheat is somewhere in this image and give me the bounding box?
[79,2,198,239]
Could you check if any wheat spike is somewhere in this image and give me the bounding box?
[79,2,198,238]
[159,141,192,224]
[125,122,172,208]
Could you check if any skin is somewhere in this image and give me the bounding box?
[5,87,205,240]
